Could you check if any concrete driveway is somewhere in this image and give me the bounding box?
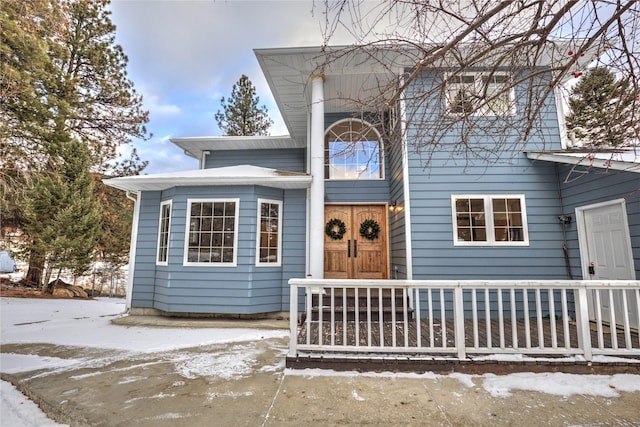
[3,316,640,427]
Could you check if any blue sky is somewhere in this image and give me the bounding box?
[109,0,339,174]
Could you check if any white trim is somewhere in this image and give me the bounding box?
[125,191,140,310]
[554,86,570,149]
[324,118,386,181]
[399,88,413,280]
[575,198,635,280]
[526,151,640,173]
[183,198,240,267]
[308,74,325,278]
[255,198,283,267]
[445,71,516,117]
[451,194,530,246]
[156,200,172,266]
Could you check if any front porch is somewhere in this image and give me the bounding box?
[287,279,640,372]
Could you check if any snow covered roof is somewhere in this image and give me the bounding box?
[526,149,640,173]
[103,165,312,192]
[171,135,304,160]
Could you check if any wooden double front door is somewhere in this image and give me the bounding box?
[324,204,389,280]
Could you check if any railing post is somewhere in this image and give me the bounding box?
[454,285,466,360]
[574,285,593,362]
[289,282,298,358]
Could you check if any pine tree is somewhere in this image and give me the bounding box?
[566,67,639,148]
[215,74,273,136]
[1,0,149,286]
[23,138,101,291]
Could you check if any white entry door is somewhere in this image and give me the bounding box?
[577,199,637,329]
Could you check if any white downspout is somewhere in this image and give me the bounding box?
[308,74,325,278]
[554,86,570,149]
[125,191,140,310]
[199,151,210,169]
[399,86,414,280]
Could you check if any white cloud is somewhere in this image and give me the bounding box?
[107,0,364,172]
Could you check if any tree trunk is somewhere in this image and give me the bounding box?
[24,250,45,288]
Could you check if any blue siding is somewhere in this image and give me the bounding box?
[130,184,307,315]
[280,189,307,309]
[558,165,640,278]
[131,191,161,308]
[388,118,408,279]
[405,69,568,280]
[204,148,305,172]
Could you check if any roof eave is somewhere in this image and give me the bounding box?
[526,151,640,173]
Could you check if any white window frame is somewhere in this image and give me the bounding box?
[445,72,516,116]
[183,198,239,267]
[451,194,529,246]
[156,200,172,265]
[324,118,385,181]
[256,198,283,267]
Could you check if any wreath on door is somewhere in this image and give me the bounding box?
[325,218,347,240]
[359,218,380,240]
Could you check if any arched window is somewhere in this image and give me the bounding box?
[324,119,383,180]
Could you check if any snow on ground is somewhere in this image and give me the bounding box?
[1,296,288,426]
[2,297,640,426]
[1,381,67,427]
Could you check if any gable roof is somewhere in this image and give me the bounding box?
[526,149,640,173]
[104,165,312,192]
[254,41,606,145]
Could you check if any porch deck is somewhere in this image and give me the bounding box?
[288,279,640,371]
[296,318,639,353]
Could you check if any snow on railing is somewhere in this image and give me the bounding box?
[288,279,640,362]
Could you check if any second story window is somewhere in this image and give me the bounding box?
[325,119,383,180]
[446,72,515,116]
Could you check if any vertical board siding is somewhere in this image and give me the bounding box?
[204,148,305,172]
[405,69,568,280]
[558,164,640,278]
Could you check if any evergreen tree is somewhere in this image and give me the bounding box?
[215,74,273,136]
[566,67,639,147]
[1,0,149,286]
[23,138,101,291]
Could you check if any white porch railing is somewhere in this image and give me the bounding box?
[288,279,640,362]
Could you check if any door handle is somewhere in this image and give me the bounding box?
[353,240,358,258]
[347,240,351,258]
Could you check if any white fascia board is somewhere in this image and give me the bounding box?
[104,167,312,192]
[526,151,640,173]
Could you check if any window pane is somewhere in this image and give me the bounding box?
[492,197,524,242]
[222,248,234,263]
[257,201,281,264]
[455,197,486,242]
[325,120,382,180]
[470,199,484,212]
[157,203,171,263]
[456,199,469,212]
[187,200,236,263]
[457,227,471,242]
[213,202,224,216]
